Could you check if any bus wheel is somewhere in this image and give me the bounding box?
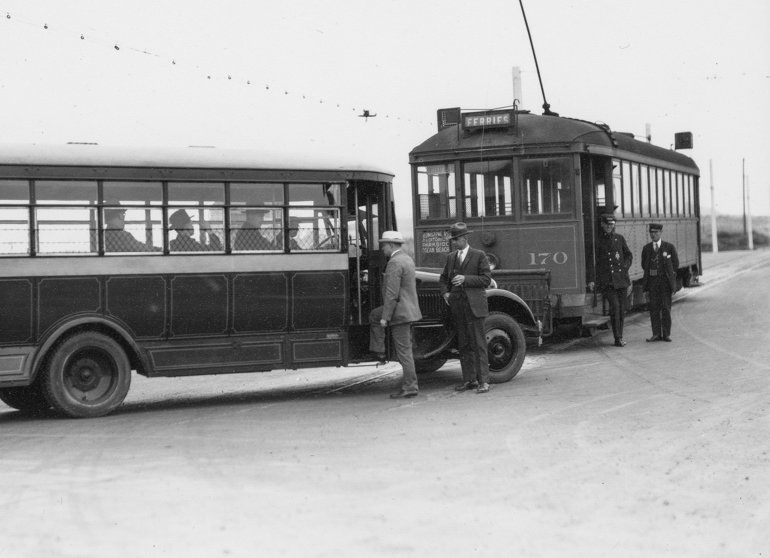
[0,383,51,413]
[42,332,131,418]
[415,356,447,375]
[485,312,526,384]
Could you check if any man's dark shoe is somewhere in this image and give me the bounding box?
[454,381,478,392]
[389,390,418,399]
[367,352,387,364]
[662,336,672,342]
[476,383,490,394]
[646,336,662,342]
[614,338,626,347]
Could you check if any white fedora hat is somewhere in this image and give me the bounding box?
[378,231,406,244]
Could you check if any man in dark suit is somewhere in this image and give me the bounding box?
[641,223,679,342]
[369,231,423,398]
[439,222,493,394]
[588,212,633,347]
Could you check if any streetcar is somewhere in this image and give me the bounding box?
[409,107,701,333]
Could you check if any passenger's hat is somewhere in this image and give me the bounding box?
[449,222,472,239]
[104,205,127,220]
[649,223,663,232]
[379,230,406,244]
[599,213,616,224]
[169,209,192,230]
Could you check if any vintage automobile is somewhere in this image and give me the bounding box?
[410,267,550,383]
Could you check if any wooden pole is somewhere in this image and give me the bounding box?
[747,175,754,250]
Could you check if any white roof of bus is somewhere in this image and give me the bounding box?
[0,144,393,176]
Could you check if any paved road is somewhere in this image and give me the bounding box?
[1,250,769,558]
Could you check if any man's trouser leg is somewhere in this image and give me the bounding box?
[369,306,385,354]
[449,295,475,383]
[391,322,418,393]
[661,286,673,337]
[648,279,663,337]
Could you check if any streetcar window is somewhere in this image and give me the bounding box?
[288,183,341,206]
[612,159,622,213]
[621,161,633,217]
[639,165,650,218]
[417,165,457,221]
[463,160,513,218]
[649,167,659,218]
[674,173,681,217]
[520,157,573,218]
[631,163,642,217]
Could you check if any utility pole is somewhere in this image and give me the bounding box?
[710,159,718,253]
[747,175,754,250]
[742,159,747,236]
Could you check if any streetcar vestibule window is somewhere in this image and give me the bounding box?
[463,160,512,218]
[520,157,573,218]
[417,165,456,221]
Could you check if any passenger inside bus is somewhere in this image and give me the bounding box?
[169,209,222,252]
[104,207,158,252]
[232,208,276,251]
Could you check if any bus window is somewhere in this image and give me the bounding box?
[417,165,456,220]
[520,157,573,218]
[286,183,342,251]
[230,207,284,251]
[0,180,30,255]
[34,180,98,254]
[102,182,163,253]
[463,160,512,218]
[639,164,649,217]
[103,181,162,205]
[621,161,633,217]
[231,183,284,205]
[168,183,225,252]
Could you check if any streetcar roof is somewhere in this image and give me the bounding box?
[0,143,394,179]
[410,112,699,173]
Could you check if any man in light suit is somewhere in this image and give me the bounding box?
[641,223,679,342]
[439,222,493,394]
[369,231,423,398]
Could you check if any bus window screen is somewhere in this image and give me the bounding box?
[520,157,573,217]
[417,165,456,221]
[36,207,98,254]
[230,208,284,252]
[463,160,512,218]
[0,208,30,255]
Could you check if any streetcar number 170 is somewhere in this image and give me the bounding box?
[528,252,568,265]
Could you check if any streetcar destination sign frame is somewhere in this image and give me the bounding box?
[462,110,514,130]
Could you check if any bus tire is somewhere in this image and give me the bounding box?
[42,332,132,418]
[485,312,526,384]
[415,356,447,375]
[0,383,51,413]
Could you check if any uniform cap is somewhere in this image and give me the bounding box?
[649,223,663,232]
[600,213,616,224]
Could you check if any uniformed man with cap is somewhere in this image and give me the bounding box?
[368,230,423,398]
[588,212,633,346]
[641,223,679,342]
[439,222,493,393]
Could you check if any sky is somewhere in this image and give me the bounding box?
[1,0,768,235]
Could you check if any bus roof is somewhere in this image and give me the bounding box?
[0,143,394,180]
[409,112,699,174]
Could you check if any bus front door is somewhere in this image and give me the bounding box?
[346,181,387,362]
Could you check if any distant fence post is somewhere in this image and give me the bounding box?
[710,159,717,253]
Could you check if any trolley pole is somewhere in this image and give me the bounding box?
[710,159,718,253]
[747,175,754,250]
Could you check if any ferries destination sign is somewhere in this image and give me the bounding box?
[462,110,514,130]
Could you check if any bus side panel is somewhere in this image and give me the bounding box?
[106,276,166,338]
[0,278,34,344]
[38,277,101,336]
[233,273,289,333]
